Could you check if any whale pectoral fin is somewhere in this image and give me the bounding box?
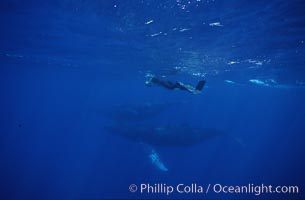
[149,149,168,172]
[142,144,168,172]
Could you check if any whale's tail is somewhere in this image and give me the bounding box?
[196,80,206,91]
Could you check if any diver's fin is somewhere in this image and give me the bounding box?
[195,80,206,91]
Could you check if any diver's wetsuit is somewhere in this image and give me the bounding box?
[148,76,206,94]
[150,77,178,90]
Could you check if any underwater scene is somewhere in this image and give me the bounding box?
[1,0,305,199]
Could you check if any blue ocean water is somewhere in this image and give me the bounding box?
[1,0,305,199]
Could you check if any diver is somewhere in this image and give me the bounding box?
[145,73,206,94]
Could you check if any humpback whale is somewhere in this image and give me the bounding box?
[103,103,225,171]
[105,123,223,147]
[105,102,173,121]
[105,123,224,171]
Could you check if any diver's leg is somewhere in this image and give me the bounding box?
[175,81,187,91]
[176,81,198,93]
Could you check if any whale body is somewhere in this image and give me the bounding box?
[105,123,223,147]
[105,102,173,121]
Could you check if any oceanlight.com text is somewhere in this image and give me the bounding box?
[129,183,299,196]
